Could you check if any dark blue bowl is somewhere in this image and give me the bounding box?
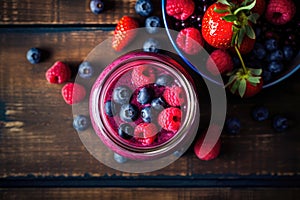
[161,0,300,88]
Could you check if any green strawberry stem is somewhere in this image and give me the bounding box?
[234,45,248,75]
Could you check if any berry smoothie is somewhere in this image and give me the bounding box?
[90,52,198,160]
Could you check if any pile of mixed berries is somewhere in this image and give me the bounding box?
[25,0,295,163]
[103,65,186,147]
[166,0,299,98]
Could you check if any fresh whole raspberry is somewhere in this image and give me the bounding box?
[194,125,221,161]
[134,123,158,146]
[265,0,296,25]
[131,65,156,87]
[158,107,182,132]
[176,27,204,55]
[163,86,185,107]
[166,0,195,20]
[61,83,86,105]
[206,49,234,76]
[45,61,71,84]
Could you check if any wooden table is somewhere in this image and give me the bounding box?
[0,0,299,199]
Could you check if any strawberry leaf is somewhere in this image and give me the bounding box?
[247,76,261,84]
[231,26,240,46]
[217,0,231,6]
[226,75,238,86]
[249,68,262,76]
[214,7,230,13]
[237,26,246,47]
[238,79,246,97]
[230,80,240,94]
[248,13,260,24]
[233,0,256,15]
[241,0,254,6]
[222,15,238,22]
[245,25,256,39]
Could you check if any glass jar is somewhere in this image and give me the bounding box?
[89,51,200,160]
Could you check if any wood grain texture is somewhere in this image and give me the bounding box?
[0,29,299,178]
[0,0,161,25]
[1,188,300,200]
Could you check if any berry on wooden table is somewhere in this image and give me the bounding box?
[78,61,93,79]
[61,83,86,105]
[46,61,71,84]
[90,0,104,14]
[143,38,160,53]
[145,16,161,34]
[26,47,41,64]
[112,16,139,51]
[73,115,90,131]
[135,0,153,17]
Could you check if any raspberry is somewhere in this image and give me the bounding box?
[176,27,204,55]
[158,107,182,132]
[166,0,195,20]
[194,125,221,161]
[134,123,158,146]
[206,49,234,76]
[265,0,296,25]
[45,61,71,84]
[163,86,185,107]
[131,65,156,87]
[61,83,86,105]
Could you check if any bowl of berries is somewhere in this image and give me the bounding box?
[162,0,299,97]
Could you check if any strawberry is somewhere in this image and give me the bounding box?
[227,67,263,98]
[202,0,258,50]
[265,0,296,25]
[237,34,256,54]
[176,27,204,55]
[194,125,222,161]
[112,16,139,51]
[166,0,195,21]
[61,83,86,105]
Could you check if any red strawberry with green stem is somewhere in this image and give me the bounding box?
[201,0,263,97]
[112,16,139,51]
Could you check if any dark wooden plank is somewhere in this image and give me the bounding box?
[1,188,300,200]
[0,29,299,178]
[0,0,162,25]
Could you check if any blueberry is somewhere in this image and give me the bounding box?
[90,0,104,14]
[112,86,132,105]
[118,123,134,139]
[26,48,41,64]
[252,106,269,121]
[137,87,154,104]
[78,61,93,79]
[268,61,284,74]
[155,74,174,86]
[265,39,278,51]
[225,117,241,134]
[120,104,138,122]
[151,97,167,111]
[143,38,160,53]
[113,153,128,163]
[262,70,272,82]
[105,100,117,117]
[141,106,154,123]
[272,115,288,132]
[73,115,90,131]
[283,45,294,60]
[135,0,153,16]
[252,43,266,60]
[268,50,284,62]
[145,16,161,34]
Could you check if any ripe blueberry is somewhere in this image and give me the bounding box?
[118,123,134,139]
[112,86,132,105]
[119,104,138,122]
[78,61,93,79]
[137,87,153,104]
[145,16,161,34]
[73,115,90,131]
[26,48,41,64]
[135,0,153,16]
[143,38,160,53]
[90,0,104,14]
